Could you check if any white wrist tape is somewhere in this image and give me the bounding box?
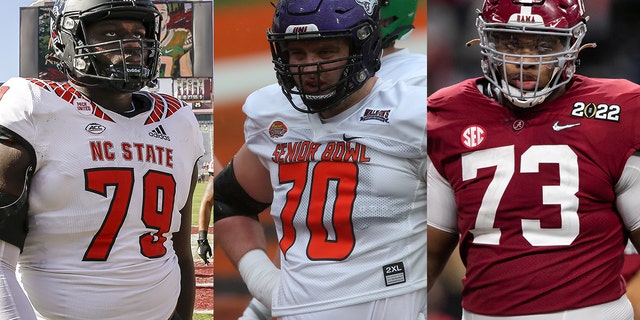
[239,297,272,320]
[237,249,280,308]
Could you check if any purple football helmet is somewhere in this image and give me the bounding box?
[268,0,382,113]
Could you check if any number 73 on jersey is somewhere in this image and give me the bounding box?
[462,145,580,247]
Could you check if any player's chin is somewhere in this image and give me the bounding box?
[511,81,539,91]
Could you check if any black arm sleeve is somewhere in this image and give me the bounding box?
[0,192,29,252]
[0,126,36,251]
[213,159,271,223]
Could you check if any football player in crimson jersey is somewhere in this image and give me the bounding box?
[0,0,203,319]
[213,0,427,319]
[427,0,640,319]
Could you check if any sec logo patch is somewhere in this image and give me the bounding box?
[461,125,486,149]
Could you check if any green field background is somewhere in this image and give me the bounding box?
[192,181,213,320]
[192,181,207,225]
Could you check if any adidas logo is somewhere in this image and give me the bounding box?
[149,125,171,141]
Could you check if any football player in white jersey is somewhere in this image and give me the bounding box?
[235,1,427,319]
[214,0,427,319]
[378,0,426,87]
[0,0,204,319]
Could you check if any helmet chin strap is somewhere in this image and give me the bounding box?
[67,75,105,89]
[500,66,561,109]
[305,91,336,100]
[300,90,339,112]
[501,80,552,108]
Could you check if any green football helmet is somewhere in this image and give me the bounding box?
[380,0,419,48]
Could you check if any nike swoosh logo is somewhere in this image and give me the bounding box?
[342,134,362,142]
[552,121,581,131]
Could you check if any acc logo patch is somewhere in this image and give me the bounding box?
[461,125,486,149]
[85,123,106,134]
[269,120,287,139]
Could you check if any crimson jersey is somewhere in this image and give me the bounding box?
[427,75,640,315]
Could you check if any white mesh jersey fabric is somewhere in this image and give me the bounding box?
[243,80,427,316]
[0,77,204,319]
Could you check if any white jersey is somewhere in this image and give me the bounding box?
[378,48,427,87]
[0,77,204,319]
[243,79,427,316]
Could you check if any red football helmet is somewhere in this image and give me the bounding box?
[476,0,588,108]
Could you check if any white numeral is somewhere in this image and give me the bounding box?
[462,145,579,246]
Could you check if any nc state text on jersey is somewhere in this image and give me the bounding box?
[272,141,371,164]
[89,141,174,168]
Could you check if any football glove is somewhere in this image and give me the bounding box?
[197,230,212,264]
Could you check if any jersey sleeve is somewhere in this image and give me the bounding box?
[427,155,458,233]
[241,84,303,170]
[616,153,640,232]
[0,78,37,145]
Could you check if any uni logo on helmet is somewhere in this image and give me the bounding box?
[285,24,319,33]
[355,0,378,16]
